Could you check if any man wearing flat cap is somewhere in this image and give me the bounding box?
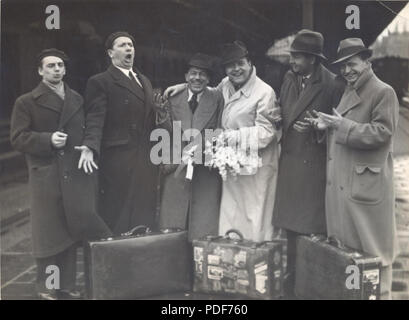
[307,38,400,299]
[159,53,224,241]
[272,29,344,297]
[10,49,112,300]
[84,32,163,234]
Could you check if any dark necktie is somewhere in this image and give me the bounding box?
[129,71,141,88]
[301,76,307,91]
[189,93,198,114]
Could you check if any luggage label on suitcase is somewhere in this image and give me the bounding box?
[84,226,192,300]
[295,235,382,300]
[192,229,284,300]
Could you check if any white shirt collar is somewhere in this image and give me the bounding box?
[114,65,142,87]
[188,89,204,102]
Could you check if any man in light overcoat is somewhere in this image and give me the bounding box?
[309,38,400,299]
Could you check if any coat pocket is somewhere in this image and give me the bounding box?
[350,164,384,205]
[30,164,53,180]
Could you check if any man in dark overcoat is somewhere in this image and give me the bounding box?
[10,49,112,300]
[159,53,224,241]
[84,32,161,234]
[272,30,344,296]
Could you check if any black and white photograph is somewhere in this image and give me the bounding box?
[1,0,409,304]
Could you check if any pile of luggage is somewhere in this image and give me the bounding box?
[84,227,381,300]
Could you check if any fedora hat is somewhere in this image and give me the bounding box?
[332,38,372,65]
[289,29,326,60]
[188,53,213,74]
[220,40,249,65]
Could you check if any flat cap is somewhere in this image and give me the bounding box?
[37,48,69,64]
[105,31,135,49]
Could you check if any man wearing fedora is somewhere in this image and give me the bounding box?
[159,53,224,240]
[10,49,112,299]
[272,29,344,297]
[164,41,280,242]
[84,32,164,234]
[307,38,400,299]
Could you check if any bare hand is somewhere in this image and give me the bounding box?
[304,110,328,130]
[163,83,187,98]
[152,92,169,113]
[271,107,282,128]
[51,131,67,148]
[75,145,98,174]
[317,108,343,129]
[224,130,239,146]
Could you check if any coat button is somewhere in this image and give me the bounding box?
[63,174,68,179]
[340,186,344,190]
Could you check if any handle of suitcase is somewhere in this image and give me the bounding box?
[121,225,151,237]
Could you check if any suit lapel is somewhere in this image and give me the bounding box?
[192,89,218,132]
[137,70,155,128]
[108,65,145,102]
[336,88,361,116]
[59,84,82,128]
[32,82,63,114]
[337,68,373,116]
[285,66,324,131]
[171,89,192,133]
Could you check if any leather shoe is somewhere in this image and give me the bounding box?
[58,289,83,300]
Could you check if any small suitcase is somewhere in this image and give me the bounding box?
[84,226,191,299]
[192,229,284,300]
[295,235,382,300]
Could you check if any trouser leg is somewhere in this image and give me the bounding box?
[36,244,77,294]
[380,265,392,300]
[283,229,298,297]
[36,255,57,293]
[56,244,78,292]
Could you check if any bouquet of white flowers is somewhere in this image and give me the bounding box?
[204,131,262,181]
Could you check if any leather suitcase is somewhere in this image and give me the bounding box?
[295,235,381,300]
[192,229,284,300]
[84,226,191,299]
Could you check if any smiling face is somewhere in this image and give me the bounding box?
[38,56,65,85]
[224,57,252,88]
[339,54,369,85]
[289,52,315,76]
[108,36,134,69]
[185,67,209,94]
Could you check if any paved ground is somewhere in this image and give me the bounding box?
[1,106,408,300]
